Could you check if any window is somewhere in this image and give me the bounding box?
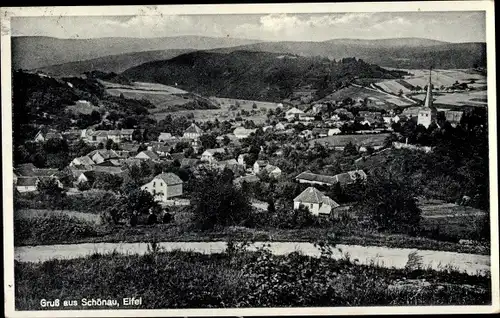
[153,182,156,187]
[160,182,163,186]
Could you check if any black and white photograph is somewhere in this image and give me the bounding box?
[2,2,498,316]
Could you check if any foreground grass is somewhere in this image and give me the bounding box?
[15,249,491,310]
[14,213,489,255]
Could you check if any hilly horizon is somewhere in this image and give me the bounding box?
[19,35,486,76]
[11,35,262,70]
[121,50,408,102]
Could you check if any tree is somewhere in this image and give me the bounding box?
[200,133,217,149]
[105,139,114,150]
[191,169,251,230]
[343,142,359,156]
[357,170,421,235]
[94,173,123,192]
[37,178,66,209]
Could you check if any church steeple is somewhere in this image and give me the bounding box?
[424,67,433,108]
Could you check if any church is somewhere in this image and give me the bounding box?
[417,69,438,128]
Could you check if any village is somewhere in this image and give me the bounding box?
[13,70,470,222]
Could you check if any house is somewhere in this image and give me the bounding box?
[299,113,316,121]
[180,158,200,169]
[328,128,341,136]
[158,132,174,142]
[262,164,282,178]
[87,149,120,164]
[233,175,260,187]
[275,122,286,131]
[312,128,329,138]
[135,150,161,162]
[147,145,171,158]
[293,187,340,216]
[299,129,313,140]
[92,161,126,175]
[312,103,328,114]
[444,110,464,127]
[253,160,269,174]
[76,171,98,185]
[201,148,226,163]
[359,111,383,125]
[295,171,338,186]
[70,156,95,168]
[33,129,63,143]
[218,159,245,176]
[262,126,274,132]
[183,123,203,139]
[140,173,183,202]
[295,170,367,186]
[170,152,186,163]
[233,127,257,139]
[84,129,134,143]
[237,153,249,167]
[16,177,40,192]
[120,143,140,156]
[285,107,305,121]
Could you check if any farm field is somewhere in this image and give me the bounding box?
[310,133,390,148]
[167,97,282,123]
[319,84,413,108]
[412,90,487,107]
[375,69,487,107]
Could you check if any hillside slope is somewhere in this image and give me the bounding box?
[122,50,407,102]
[213,39,486,69]
[12,36,261,70]
[36,49,194,77]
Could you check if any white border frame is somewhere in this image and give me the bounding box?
[1,1,498,317]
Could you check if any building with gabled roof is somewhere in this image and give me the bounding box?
[183,123,204,139]
[135,150,161,161]
[201,148,226,163]
[140,172,183,202]
[293,187,340,216]
[296,170,367,187]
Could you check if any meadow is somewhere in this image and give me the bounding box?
[14,246,491,310]
[310,133,391,148]
[319,85,412,108]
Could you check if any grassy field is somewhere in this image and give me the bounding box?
[375,69,487,107]
[14,247,491,310]
[412,90,487,107]
[310,133,390,148]
[319,85,412,108]
[168,97,281,123]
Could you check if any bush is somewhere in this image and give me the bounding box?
[147,213,158,225]
[162,212,173,224]
[14,214,101,246]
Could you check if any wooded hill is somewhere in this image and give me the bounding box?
[122,50,408,102]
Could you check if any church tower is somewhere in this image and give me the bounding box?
[417,68,438,128]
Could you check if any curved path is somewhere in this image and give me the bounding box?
[14,241,490,276]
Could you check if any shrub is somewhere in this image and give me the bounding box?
[14,214,101,245]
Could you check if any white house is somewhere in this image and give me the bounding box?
[233,127,257,139]
[183,123,203,139]
[135,150,160,161]
[263,164,282,178]
[158,132,174,142]
[285,107,305,121]
[237,153,249,167]
[275,122,286,130]
[140,173,183,202]
[328,128,341,136]
[201,148,226,163]
[70,156,95,168]
[293,187,340,216]
[253,160,269,174]
[87,149,120,164]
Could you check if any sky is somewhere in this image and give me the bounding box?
[11,11,486,43]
